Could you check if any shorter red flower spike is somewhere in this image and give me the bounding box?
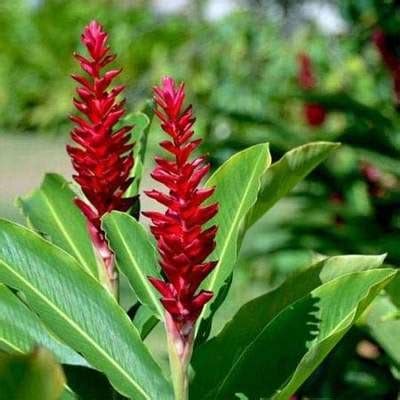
[297,53,316,90]
[373,29,400,106]
[67,21,135,275]
[144,77,218,337]
[297,52,327,127]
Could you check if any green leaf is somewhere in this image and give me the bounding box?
[18,174,99,278]
[124,111,152,197]
[0,219,173,400]
[245,141,340,229]
[191,264,393,399]
[199,143,271,322]
[0,348,66,400]
[366,295,400,367]
[103,211,163,318]
[0,284,86,367]
[272,270,396,400]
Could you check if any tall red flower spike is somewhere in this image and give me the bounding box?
[67,21,135,288]
[373,29,400,107]
[297,52,327,127]
[144,77,218,340]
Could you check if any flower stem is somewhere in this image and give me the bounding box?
[166,313,193,400]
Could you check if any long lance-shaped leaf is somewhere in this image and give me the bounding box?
[245,141,340,229]
[103,211,163,318]
[191,267,395,399]
[0,284,86,367]
[0,219,173,400]
[198,143,271,323]
[0,348,66,400]
[18,174,99,278]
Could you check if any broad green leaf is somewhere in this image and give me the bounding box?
[199,143,271,322]
[103,211,163,318]
[0,348,66,400]
[245,141,339,228]
[124,111,152,197]
[191,267,393,399]
[273,269,396,400]
[0,219,173,400]
[0,284,86,367]
[18,173,99,278]
[366,295,400,367]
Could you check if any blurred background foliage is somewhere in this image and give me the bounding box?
[2,0,400,398]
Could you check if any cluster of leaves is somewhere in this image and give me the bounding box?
[2,1,400,397]
[1,104,397,398]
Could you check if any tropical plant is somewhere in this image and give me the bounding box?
[0,20,398,400]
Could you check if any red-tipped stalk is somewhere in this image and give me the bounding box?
[67,21,136,295]
[297,52,327,127]
[144,77,218,399]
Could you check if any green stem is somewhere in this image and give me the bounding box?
[166,313,193,400]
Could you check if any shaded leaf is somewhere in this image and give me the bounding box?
[0,348,65,400]
[191,259,392,399]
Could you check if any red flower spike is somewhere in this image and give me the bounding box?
[297,52,316,90]
[144,77,218,339]
[68,21,136,287]
[297,52,327,127]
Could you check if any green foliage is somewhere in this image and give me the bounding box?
[103,211,163,318]
[1,3,400,395]
[0,284,85,366]
[18,173,99,279]
[191,257,393,399]
[201,143,271,320]
[245,141,340,229]
[0,219,172,399]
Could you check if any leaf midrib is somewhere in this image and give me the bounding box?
[107,217,163,317]
[0,258,150,400]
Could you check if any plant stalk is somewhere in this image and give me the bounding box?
[166,313,193,400]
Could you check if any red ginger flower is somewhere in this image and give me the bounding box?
[297,52,327,127]
[67,21,135,280]
[143,77,218,337]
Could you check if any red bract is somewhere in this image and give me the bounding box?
[144,77,218,338]
[67,21,135,282]
[297,52,327,127]
[373,29,400,107]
